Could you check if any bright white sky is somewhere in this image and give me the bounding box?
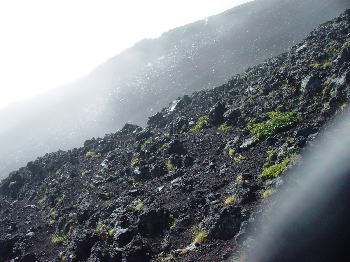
[0,0,251,109]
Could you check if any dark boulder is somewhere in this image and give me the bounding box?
[300,75,322,96]
[223,108,241,124]
[147,112,166,128]
[137,209,171,237]
[166,140,186,155]
[121,124,142,134]
[208,206,242,240]
[88,243,122,262]
[335,46,350,66]
[19,254,37,262]
[208,102,226,125]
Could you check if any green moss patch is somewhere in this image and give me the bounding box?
[248,108,299,139]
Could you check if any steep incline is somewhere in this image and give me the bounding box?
[1,0,349,178]
[0,9,350,262]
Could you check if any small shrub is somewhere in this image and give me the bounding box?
[141,138,152,149]
[248,108,299,139]
[342,41,350,49]
[263,149,275,168]
[224,195,236,205]
[130,156,139,167]
[234,154,245,162]
[51,231,68,244]
[96,223,115,237]
[235,174,243,183]
[193,230,208,243]
[161,142,169,149]
[260,188,273,199]
[134,199,144,211]
[310,60,332,68]
[259,155,295,179]
[218,123,231,131]
[165,159,174,172]
[190,115,208,132]
[223,148,235,156]
[153,252,174,262]
[85,151,101,158]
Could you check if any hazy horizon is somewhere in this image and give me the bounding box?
[0,0,252,109]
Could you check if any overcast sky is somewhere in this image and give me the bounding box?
[0,0,252,109]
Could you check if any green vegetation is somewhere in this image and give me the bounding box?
[235,174,243,183]
[233,154,245,162]
[310,60,332,68]
[161,142,169,150]
[141,138,152,149]
[342,41,350,49]
[259,155,295,179]
[248,108,299,140]
[85,151,102,158]
[193,229,208,243]
[190,115,208,132]
[223,148,235,156]
[218,123,231,131]
[134,199,144,211]
[224,195,236,205]
[51,231,68,244]
[152,252,174,262]
[263,149,275,168]
[165,159,174,172]
[130,155,140,167]
[260,188,273,199]
[96,223,115,237]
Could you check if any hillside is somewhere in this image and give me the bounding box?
[1,0,350,178]
[1,9,350,262]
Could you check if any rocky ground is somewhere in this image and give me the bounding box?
[1,9,350,262]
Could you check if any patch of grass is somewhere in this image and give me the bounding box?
[96,223,115,237]
[248,108,299,140]
[342,41,350,49]
[130,155,140,167]
[85,151,101,158]
[260,188,273,199]
[310,60,332,68]
[235,174,243,183]
[322,82,332,99]
[152,252,174,262]
[193,229,208,244]
[323,102,330,110]
[224,195,236,205]
[339,103,348,113]
[165,159,174,172]
[263,149,275,168]
[141,138,152,149]
[161,142,169,150]
[259,155,295,179]
[233,154,245,162]
[134,199,144,211]
[218,123,231,131]
[51,231,68,244]
[190,115,208,132]
[223,148,235,156]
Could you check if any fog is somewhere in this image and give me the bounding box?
[0,0,250,109]
[243,109,350,262]
[0,0,349,179]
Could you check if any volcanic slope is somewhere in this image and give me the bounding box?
[1,9,350,262]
